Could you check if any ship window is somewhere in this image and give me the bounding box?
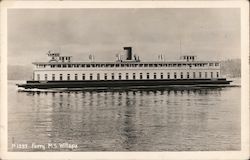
[139,64,143,67]
[154,64,157,67]
[126,73,129,80]
[174,72,177,79]
[67,74,70,80]
[115,64,120,67]
[97,73,100,80]
[211,72,213,78]
[63,64,66,68]
[140,73,143,79]
[154,73,157,79]
[167,73,170,79]
[86,64,90,68]
[121,64,125,67]
[96,64,100,67]
[180,72,183,79]
[60,74,63,80]
[187,72,190,79]
[90,74,93,80]
[168,64,172,67]
[45,74,48,81]
[133,73,136,79]
[205,72,207,78]
[178,64,182,67]
[75,74,78,80]
[37,74,40,81]
[68,64,72,68]
[144,64,148,67]
[217,72,219,78]
[199,72,202,78]
[81,64,85,67]
[160,73,163,79]
[209,63,214,66]
[112,73,114,80]
[57,64,61,68]
[147,73,150,79]
[91,64,95,67]
[104,73,107,80]
[82,74,85,80]
[173,64,177,67]
[193,72,196,79]
[215,63,219,66]
[65,57,67,60]
[119,73,122,80]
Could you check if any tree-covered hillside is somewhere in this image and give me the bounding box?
[220,59,241,78]
[8,65,33,80]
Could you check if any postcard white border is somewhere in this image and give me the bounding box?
[1,1,249,160]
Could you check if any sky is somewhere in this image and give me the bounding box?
[8,8,240,66]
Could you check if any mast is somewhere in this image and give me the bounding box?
[180,40,182,56]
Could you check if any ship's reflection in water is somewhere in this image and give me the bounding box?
[8,84,241,151]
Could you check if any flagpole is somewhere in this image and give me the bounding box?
[180,40,182,56]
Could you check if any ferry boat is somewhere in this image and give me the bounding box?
[17,47,232,89]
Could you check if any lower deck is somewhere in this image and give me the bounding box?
[17,78,232,89]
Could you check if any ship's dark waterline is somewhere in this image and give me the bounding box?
[8,80,241,151]
[17,78,231,89]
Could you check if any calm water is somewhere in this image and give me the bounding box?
[8,80,241,151]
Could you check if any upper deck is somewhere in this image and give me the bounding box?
[33,47,220,69]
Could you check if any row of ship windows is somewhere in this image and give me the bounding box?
[36,63,220,68]
[36,72,220,81]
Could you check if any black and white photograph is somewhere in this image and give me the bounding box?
[0,1,249,160]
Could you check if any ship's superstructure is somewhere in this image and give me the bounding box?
[17,47,231,89]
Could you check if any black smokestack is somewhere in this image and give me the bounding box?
[123,47,132,60]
